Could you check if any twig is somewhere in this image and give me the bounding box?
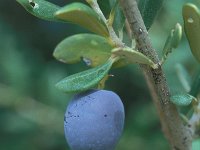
[119,0,193,149]
[189,100,200,138]
[86,0,124,47]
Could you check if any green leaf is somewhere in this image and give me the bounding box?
[55,2,109,37]
[170,94,196,106]
[112,48,158,69]
[162,23,182,61]
[55,58,114,93]
[182,3,200,63]
[97,0,111,17]
[137,0,164,30]
[108,0,118,26]
[109,0,125,34]
[16,0,60,21]
[192,139,200,150]
[53,34,113,67]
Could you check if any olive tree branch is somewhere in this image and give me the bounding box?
[119,0,193,149]
[189,100,200,138]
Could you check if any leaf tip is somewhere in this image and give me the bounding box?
[55,80,67,93]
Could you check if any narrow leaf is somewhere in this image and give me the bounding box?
[55,2,109,37]
[53,34,113,67]
[108,0,118,26]
[16,0,60,21]
[55,59,114,93]
[162,23,182,61]
[112,48,158,69]
[170,94,196,106]
[137,0,164,30]
[109,0,125,34]
[183,3,200,63]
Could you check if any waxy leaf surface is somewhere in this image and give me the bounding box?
[55,2,109,37]
[53,34,113,67]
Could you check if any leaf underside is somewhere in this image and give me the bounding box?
[112,48,157,69]
[170,94,195,106]
[55,59,114,93]
[16,0,60,21]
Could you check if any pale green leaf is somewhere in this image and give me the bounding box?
[170,94,196,106]
[16,0,60,21]
[53,34,113,67]
[112,48,158,69]
[55,59,114,93]
[162,23,182,61]
[183,3,200,63]
[55,2,109,37]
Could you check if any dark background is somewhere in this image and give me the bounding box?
[0,0,199,149]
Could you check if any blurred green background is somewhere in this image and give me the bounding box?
[0,0,199,149]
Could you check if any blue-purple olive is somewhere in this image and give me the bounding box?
[64,89,125,150]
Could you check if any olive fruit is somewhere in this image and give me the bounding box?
[64,89,125,150]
